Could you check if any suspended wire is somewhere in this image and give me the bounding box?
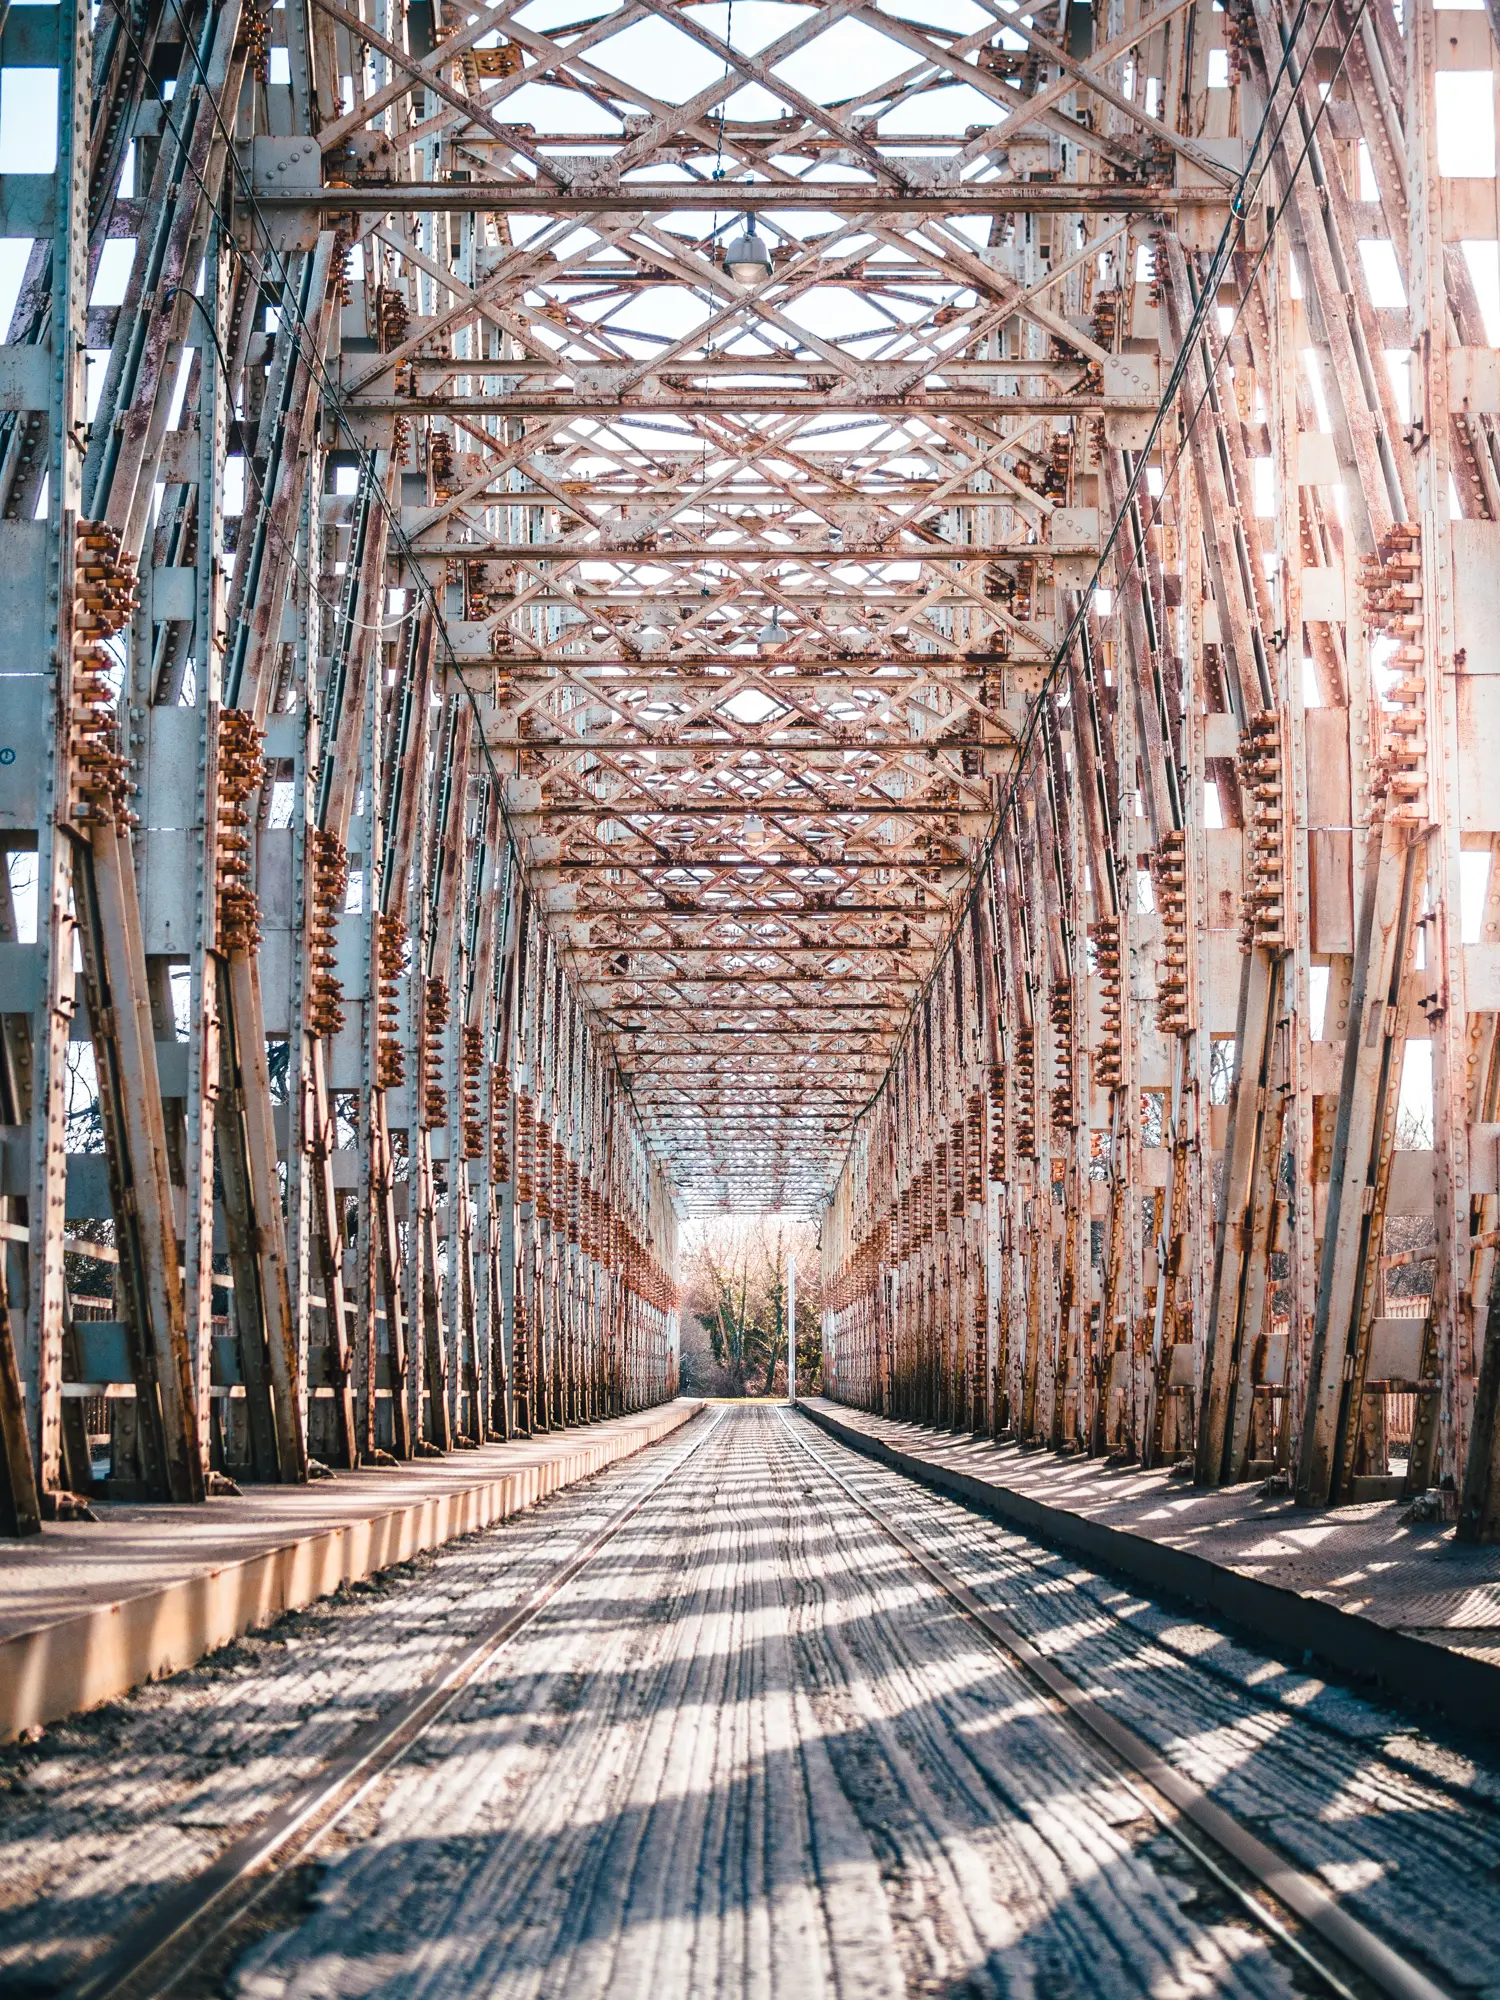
[165,275,417,646]
[714,0,736,186]
[838,0,1370,1144]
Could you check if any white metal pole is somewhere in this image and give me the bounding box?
[787,1253,796,1403]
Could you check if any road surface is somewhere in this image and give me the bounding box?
[2,1405,1498,1999]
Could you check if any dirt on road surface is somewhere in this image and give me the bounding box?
[3,1405,1499,2000]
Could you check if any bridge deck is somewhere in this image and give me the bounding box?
[2,1405,1496,2000]
[0,1402,704,1741]
[804,1400,1500,1731]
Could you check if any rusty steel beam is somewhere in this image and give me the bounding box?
[254,183,1211,214]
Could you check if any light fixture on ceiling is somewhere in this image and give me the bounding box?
[758,610,786,646]
[723,215,772,287]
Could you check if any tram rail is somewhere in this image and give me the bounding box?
[57,1413,726,2000]
[776,1410,1455,2000]
[36,1405,1469,2000]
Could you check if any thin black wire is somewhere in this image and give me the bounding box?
[1127,0,1379,619]
[835,0,1368,1147]
[166,272,411,642]
[714,0,735,185]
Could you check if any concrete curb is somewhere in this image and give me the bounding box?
[800,1400,1500,1745]
[1,1401,704,1741]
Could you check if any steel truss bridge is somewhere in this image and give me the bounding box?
[0,0,1498,1531]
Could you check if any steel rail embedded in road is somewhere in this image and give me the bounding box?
[56,1410,725,2000]
[777,1409,1455,2000]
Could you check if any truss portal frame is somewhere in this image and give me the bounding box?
[0,0,1498,1529]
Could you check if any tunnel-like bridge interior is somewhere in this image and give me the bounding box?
[5,0,1498,1525]
[2,4,1500,1993]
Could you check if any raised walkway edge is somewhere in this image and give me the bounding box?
[0,1399,705,1741]
[799,1397,1500,1745]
